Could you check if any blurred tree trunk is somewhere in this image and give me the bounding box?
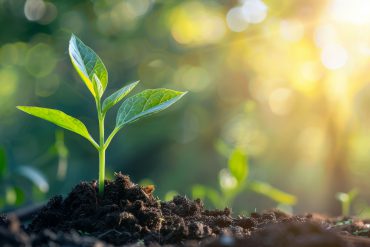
[325,108,351,215]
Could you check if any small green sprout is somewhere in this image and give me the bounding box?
[336,189,358,216]
[192,146,297,211]
[17,35,187,194]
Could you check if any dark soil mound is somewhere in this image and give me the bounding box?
[1,173,370,247]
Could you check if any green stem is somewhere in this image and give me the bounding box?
[98,144,105,194]
[104,127,119,149]
[89,137,100,150]
[96,99,105,195]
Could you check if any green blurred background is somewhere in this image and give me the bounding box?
[1,0,370,216]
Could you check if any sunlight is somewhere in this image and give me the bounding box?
[170,2,226,45]
[320,44,348,70]
[329,0,370,25]
[268,88,293,116]
[241,0,268,24]
[280,20,304,42]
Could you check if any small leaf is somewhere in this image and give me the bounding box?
[69,34,108,97]
[13,186,25,206]
[17,106,95,144]
[192,185,223,208]
[102,81,139,113]
[17,166,49,193]
[219,168,238,191]
[116,89,187,129]
[336,193,347,202]
[5,187,16,205]
[192,184,208,200]
[228,148,248,184]
[0,148,6,179]
[92,74,104,98]
[164,190,178,201]
[249,181,297,205]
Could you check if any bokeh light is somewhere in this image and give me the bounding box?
[170,1,226,45]
[0,68,18,97]
[321,44,348,70]
[241,0,268,24]
[24,0,46,21]
[226,7,249,32]
[329,0,370,25]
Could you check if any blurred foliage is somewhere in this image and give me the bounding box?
[1,0,370,214]
[336,189,358,216]
[0,146,48,210]
[192,146,296,213]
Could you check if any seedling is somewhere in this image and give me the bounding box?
[336,189,358,216]
[0,147,48,209]
[17,35,186,194]
[192,146,297,211]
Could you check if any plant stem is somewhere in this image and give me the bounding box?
[98,143,105,194]
[96,99,105,195]
[104,127,119,149]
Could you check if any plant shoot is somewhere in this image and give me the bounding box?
[17,35,186,194]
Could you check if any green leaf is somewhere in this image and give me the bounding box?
[192,184,208,200]
[17,106,95,145]
[249,181,297,205]
[69,34,108,97]
[102,81,139,114]
[192,184,223,208]
[116,89,187,129]
[92,74,104,98]
[17,166,49,193]
[336,189,358,216]
[0,148,6,179]
[164,190,178,201]
[13,186,25,206]
[228,148,248,184]
[5,186,24,206]
[5,187,16,205]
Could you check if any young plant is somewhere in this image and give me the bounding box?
[17,35,186,194]
[0,147,49,210]
[336,189,358,216]
[192,146,297,212]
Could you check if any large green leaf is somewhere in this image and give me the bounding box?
[116,89,187,129]
[228,148,248,184]
[102,81,139,114]
[17,106,95,144]
[69,34,108,97]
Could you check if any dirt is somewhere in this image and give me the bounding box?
[1,173,370,247]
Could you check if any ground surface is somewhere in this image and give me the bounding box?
[1,173,370,247]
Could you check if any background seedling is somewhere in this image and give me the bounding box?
[192,146,297,212]
[336,189,358,216]
[17,35,186,194]
[0,147,48,210]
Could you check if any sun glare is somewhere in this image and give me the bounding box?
[329,0,370,25]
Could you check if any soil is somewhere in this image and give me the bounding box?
[1,173,370,247]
